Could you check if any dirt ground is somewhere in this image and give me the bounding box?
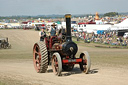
[0,29,128,85]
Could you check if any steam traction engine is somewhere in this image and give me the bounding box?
[33,14,91,76]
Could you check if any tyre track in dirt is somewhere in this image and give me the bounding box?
[0,59,128,85]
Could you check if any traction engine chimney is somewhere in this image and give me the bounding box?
[65,14,72,42]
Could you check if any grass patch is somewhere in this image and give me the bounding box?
[72,37,128,49]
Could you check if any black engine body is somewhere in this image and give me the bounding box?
[62,41,78,56]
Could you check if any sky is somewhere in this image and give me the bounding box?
[0,0,128,16]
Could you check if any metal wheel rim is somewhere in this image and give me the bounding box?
[80,54,87,72]
[79,51,91,73]
[82,56,87,72]
[33,44,41,73]
[52,55,58,75]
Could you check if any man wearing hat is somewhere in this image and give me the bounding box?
[39,27,46,41]
[49,23,57,36]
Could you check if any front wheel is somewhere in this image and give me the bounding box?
[52,52,62,76]
[79,51,91,74]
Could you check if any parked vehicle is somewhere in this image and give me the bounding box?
[123,32,128,38]
[0,38,11,49]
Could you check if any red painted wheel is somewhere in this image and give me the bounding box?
[33,42,48,73]
[79,51,91,74]
[52,52,62,76]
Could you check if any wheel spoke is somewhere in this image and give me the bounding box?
[83,59,87,65]
[55,62,58,65]
[55,66,58,72]
[53,57,58,72]
[35,59,40,63]
[37,65,40,70]
[34,49,39,55]
[83,65,87,72]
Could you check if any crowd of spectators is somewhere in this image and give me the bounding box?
[72,31,128,46]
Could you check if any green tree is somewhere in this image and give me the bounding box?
[104,12,118,17]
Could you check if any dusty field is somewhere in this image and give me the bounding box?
[0,29,128,85]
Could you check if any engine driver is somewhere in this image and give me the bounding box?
[49,23,57,36]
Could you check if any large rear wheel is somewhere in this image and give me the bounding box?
[33,41,48,73]
[1,44,4,48]
[52,52,62,76]
[79,51,91,74]
[4,44,7,49]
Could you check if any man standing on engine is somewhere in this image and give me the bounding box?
[49,23,57,36]
[39,27,46,41]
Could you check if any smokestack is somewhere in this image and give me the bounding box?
[65,14,72,42]
[7,37,8,42]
